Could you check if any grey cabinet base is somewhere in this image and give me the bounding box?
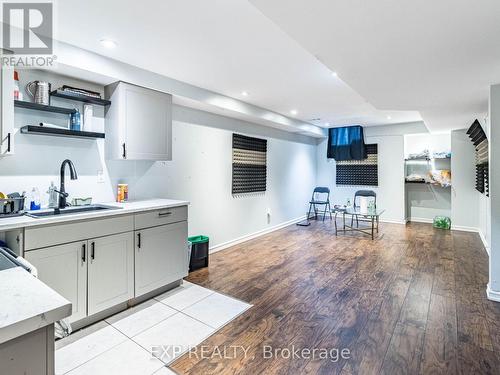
[69,279,182,331]
[0,324,55,375]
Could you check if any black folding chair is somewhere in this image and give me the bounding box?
[307,187,332,221]
[351,190,377,228]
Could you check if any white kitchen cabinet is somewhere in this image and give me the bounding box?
[25,241,87,323]
[105,82,172,160]
[87,232,134,315]
[135,221,188,296]
[0,66,14,156]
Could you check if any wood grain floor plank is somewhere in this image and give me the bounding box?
[169,220,494,375]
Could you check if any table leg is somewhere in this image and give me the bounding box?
[343,212,346,233]
[371,216,375,240]
[334,212,338,235]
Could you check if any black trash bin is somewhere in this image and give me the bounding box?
[188,235,209,272]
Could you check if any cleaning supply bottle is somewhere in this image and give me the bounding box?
[70,109,81,131]
[14,71,23,100]
[47,181,58,208]
[29,187,41,210]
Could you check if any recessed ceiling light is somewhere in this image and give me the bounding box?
[290,109,298,116]
[325,122,330,127]
[387,115,392,120]
[241,91,248,96]
[100,39,117,48]
[331,72,338,77]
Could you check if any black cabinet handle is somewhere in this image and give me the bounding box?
[137,232,141,249]
[81,243,86,262]
[7,133,11,153]
[91,242,95,260]
[122,143,126,159]
[158,211,172,217]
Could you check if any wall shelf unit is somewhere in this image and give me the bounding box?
[50,90,111,106]
[14,100,77,115]
[20,125,105,139]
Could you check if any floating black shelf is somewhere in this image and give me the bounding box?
[20,125,105,139]
[405,157,450,162]
[405,180,427,184]
[405,180,451,188]
[50,90,111,106]
[405,158,430,161]
[14,100,76,115]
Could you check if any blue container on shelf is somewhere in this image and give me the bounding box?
[70,110,81,131]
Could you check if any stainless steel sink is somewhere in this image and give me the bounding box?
[26,204,120,218]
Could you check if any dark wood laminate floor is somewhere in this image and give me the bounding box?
[171,220,500,375]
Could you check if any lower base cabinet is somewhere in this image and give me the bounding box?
[135,221,188,296]
[25,232,134,322]
[25,241,87,323]
[87,232,134,315]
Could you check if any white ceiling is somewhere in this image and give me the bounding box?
[54,0,421,129]
[250,0,500,132]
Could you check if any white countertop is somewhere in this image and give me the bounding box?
[0,267,72,344]
[0,199,190,231]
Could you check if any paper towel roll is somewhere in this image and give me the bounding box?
[359,196,368,213]
[82,104,93,131]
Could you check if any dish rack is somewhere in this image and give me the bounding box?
[0,197,26,218]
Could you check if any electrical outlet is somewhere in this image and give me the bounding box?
[97,170,105,183]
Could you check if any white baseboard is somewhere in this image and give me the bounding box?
[487,284,500,303]
[478,230,491,257]
[451,225,479,233]
[209,215,306,254]
[380,218,406,225]
[408,217,434,224]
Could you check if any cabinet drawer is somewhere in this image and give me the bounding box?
[134,206,187,230]
[25,215,134,251]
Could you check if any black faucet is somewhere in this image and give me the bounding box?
[57,159,78,209]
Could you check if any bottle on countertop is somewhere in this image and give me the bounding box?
[47,181,58,208]
[14,71,23,101]
[29,187,41,211]
[117,184,128,203]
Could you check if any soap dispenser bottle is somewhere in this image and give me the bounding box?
[47,181,58,208]
[29,187,41,211]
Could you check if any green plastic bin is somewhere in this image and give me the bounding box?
[188,235,209,271]
[433,216,451,230]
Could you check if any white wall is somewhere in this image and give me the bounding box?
[115,105,318,249]
[450,129,479,231]
[316,124,419,223]
[0,70,114,204]
[0,69,317,250]
[488,84,500,300]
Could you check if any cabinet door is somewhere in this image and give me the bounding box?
[87,232,134,315]
[123,83,172,160]
[0,65,14,156]
[135,221,188,297]
[25,241,87,322]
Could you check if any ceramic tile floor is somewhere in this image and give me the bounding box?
[55,281,252,375]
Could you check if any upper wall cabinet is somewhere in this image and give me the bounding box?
[0,67,14,156]
[105,82,172,160]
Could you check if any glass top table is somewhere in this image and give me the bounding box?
[333,206,385,239]
[345,207,385,217]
